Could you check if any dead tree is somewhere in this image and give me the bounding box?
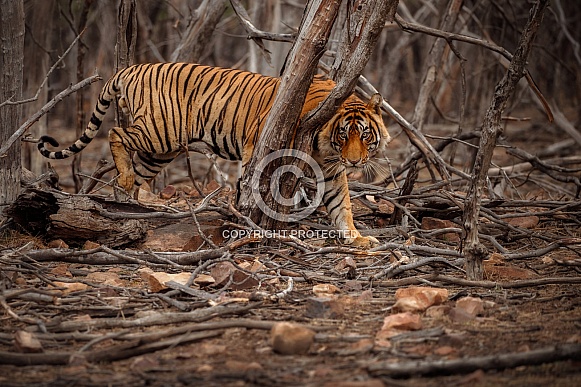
[238,0,398,231]
[0,0,25,223]
[462,0,550,280]
[237,0,342,231]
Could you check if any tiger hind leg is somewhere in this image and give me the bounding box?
[132,150,180,196]
[109,128,136,196]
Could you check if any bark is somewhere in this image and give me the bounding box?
[462,0,550,280]
[6,188,147,247]
[73,0,94,192]
[410,0,463,132]
[237,0,342,230]
[114,0,137,129]
[0,0,25,220]
[281,0,398,220]
[170,0,227,63]
[22,0,54,177]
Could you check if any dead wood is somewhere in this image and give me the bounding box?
[368,343,581,378]
[238,0,342,229]
[0,330,222,366]
[5,188,148,247]
[462,0,550,280]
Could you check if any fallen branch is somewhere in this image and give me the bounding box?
[368,343,581,377]
[0,73,102,158]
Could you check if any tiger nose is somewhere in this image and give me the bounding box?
[342,156,361,165]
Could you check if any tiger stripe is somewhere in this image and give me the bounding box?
[37,63,390,248]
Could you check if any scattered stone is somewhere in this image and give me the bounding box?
[51,281,89,295]
[86,271,126,287]
[47,239,68,249]
[426,305,452,319]
[305,296,345,319]
[325,380,385,387]
[196,364,214,373]
[456,296,485,317]
[141,271,192,292]
[434,345,457,356]
[506,215,539,229]
[50,263,72,277]
[193,274,216,286]
[448,306,475,323]
[271,322,316,355]
[210,261,259,290]
[393,286,448,312]
[421,217,460,242]
[14,331,43,353]
[160,184,176,199]
[82,240,100,250]
[130,355,159,372]
[334,257,357,278]
[337,338,374,356]
[313,283,341,297]
[381,312,422,331]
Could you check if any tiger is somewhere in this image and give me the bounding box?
[38,63,390,248]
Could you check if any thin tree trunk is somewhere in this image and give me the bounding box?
[73,0,94,192]
[170,0,227,63]
[0,0,25,222]
[22,0,54,177]
[462,0,550,280]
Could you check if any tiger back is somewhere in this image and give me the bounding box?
[38,63,390,248]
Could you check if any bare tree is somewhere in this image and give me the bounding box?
[237,0,397,230]
[0,0,25,223]
[462,0,550,280]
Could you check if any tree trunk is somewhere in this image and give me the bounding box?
[22,0,55,177]
[73,0,94,192]
[237,0,342,230]
[170,0,227,63]
[0,0,25,223]
[281,0,398,219]
[462,0,550,280]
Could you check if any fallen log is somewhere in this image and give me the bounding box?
[5,188,148,247]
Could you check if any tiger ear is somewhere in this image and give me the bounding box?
[366,93,383,114]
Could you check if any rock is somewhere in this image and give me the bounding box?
[455,296,485,317]
[305,296,345,319]
[271,322,316,355]
[50,263,72,277]
[51,281,89,295]
[381,312,422,331]
[507,215,539,229]
[47,239,68,248]
[421,217,460,242]
[160,185,176,199]
[312,284,341,297]
[393,286,449,312]
[141,271,192,292]
[426,305,452,319]
[448,306,475,323]
[14,331,43,353]
[210,261,259,290]
[82,240,100,250]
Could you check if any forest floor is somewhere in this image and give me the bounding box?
[1,112,580,386]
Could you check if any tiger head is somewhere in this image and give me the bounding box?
[317,93,390,176]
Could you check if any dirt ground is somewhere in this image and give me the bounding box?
[1,109,580,386]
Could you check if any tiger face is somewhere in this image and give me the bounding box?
[317,93,390,176]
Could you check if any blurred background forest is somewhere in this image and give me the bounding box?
[19,0,581,197]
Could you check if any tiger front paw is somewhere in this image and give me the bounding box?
[345,234,379,249]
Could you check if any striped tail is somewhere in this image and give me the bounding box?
[38,79,117,160]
